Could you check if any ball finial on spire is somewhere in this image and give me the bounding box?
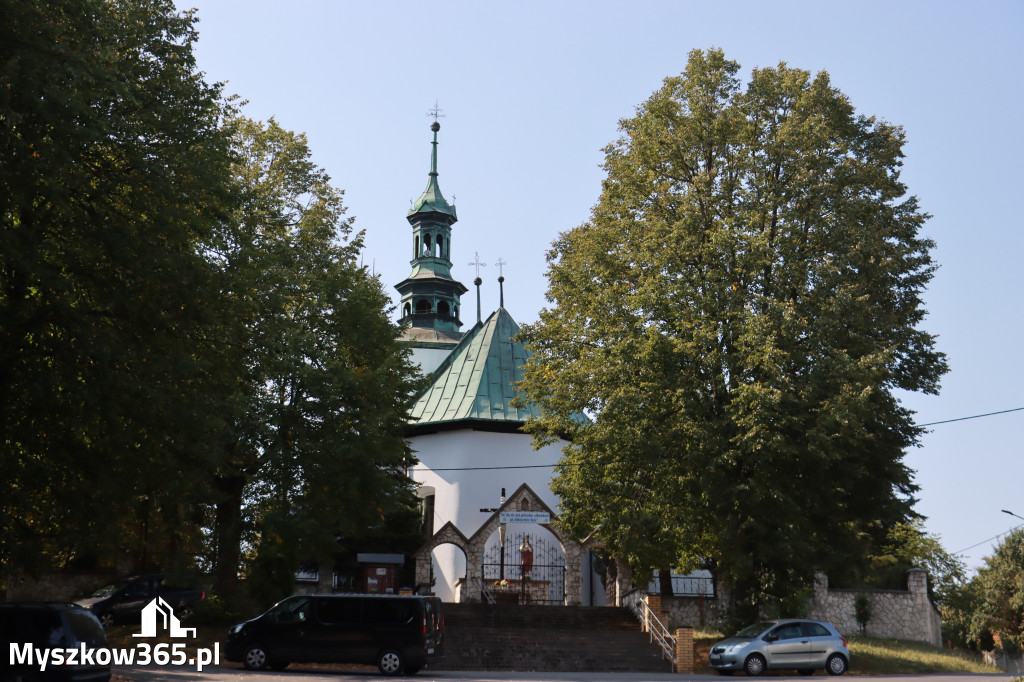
[431,121,440,133]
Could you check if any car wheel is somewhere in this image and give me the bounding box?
[98,612,114,628]
[744,653,766,676]
[378,649,405,676]
[826,653,848,676]
[403,664,422,676]
[243,644,270,671]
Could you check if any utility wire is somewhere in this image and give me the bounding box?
[410,405,1024,473]
[952,522,1024,556]
[916,406,1024,427]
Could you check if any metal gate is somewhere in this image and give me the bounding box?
[481,530,565,605]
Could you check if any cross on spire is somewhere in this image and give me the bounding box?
[495,257,507,277]
[468,252,487,277]
[427,100,445,122]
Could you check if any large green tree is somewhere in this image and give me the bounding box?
[208,118,422,602]
[973,529,1024,650]
[0,0,236,573]
[518,49,947,620]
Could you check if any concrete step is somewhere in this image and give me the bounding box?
[434,604,673,673]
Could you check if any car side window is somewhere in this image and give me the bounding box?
[271,597,310,624]
[317,598,361,625]
[803,622,832,637]
[769,623,804,640]
[122,581,151,599]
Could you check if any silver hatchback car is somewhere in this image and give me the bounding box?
[709,619,850,676]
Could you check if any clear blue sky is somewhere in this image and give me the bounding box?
[174,0,1023,573]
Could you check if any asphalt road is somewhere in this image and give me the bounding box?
[114,664,1019,682]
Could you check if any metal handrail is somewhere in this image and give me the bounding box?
[625,591,677,666]
[478,576,496,604]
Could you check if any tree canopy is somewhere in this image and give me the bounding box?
[518,48,947,619]
[1,1,423,598]
[0,0,236,572]
[207,117,423,602]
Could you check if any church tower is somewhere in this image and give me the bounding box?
[395,120,468,361]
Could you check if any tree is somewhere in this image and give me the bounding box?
[868,521,966,604]
[518,48,947,622]
[0,0,236,574]
[973,529,1024,651]
[207,118,422,603]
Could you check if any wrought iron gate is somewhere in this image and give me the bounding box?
[481,530,565,605]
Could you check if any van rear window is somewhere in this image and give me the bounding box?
[362,599,415,625]
[65,610,106,648]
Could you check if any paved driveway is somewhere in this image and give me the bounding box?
[115,664,1019,682]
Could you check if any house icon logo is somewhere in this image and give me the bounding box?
[132,597,196,638]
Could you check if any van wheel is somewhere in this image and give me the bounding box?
[403,665,422,676]
[243,644,270,671]
[99,612,114,628]
[378,649,405,676]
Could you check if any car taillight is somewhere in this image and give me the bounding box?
[841,636,847,648]
[201,591,206,601]
[422,614,427,635]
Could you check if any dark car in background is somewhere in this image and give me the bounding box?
[75,574,206,628]
[1,602,111,682]
[709,619,850,676]
[225,594,444,676]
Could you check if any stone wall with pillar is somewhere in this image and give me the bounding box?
[660,569,941,647]
[806,569,942,646]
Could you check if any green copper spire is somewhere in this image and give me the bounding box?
[395,119,467,334]
[409,121,457,219]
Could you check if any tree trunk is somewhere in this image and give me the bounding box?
[213,473,245,603]
[659,568,674,597]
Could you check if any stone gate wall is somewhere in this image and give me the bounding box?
[807,569,941,646]
[661,568,941,647]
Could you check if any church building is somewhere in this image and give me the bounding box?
[395,121,605,605]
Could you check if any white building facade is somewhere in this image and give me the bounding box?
[395,122,604,605]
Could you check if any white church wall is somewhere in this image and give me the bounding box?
[409,428,565,602]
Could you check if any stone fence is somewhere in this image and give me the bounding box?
[5,570,111,602]
[807,569,941,646]
[660,568,941,647]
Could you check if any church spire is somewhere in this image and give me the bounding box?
[408,121,456,219]
[395,119,467,334]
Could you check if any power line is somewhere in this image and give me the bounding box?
[916,406,1024,427]
[410,406,1023,473]
[951,522,1024,556]
[410,463,558,472]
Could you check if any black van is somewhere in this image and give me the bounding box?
[225,594,444,676]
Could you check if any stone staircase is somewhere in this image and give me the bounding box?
[432,603,674,673]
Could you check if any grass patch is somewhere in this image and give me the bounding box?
[848,636,997,675]
[691,632,999,675]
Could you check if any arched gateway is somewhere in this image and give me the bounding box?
[413,484,599,605]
